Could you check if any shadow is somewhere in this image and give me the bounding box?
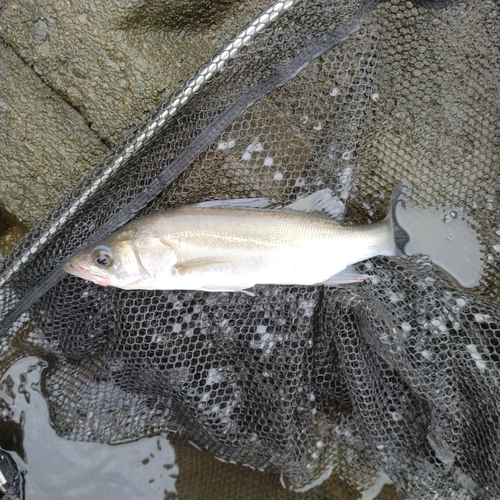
[119,0,241,33]
[0,205,26,257]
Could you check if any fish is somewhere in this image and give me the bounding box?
[63,184,412,292]
[64,185,407,292]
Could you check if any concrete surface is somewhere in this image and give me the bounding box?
[0,0,267,230]
[0,41,108,228]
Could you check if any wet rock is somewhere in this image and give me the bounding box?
[0,42,108,227]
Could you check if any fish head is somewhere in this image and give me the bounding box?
[63,228,169,289]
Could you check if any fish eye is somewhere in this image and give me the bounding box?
[91,246,113,268]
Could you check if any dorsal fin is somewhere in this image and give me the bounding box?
[194,198,271,209]
[283,189,345,222]
[192,190,345,221]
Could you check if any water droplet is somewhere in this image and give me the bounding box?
[330,87,339,97]
[443,210,458,222]
[300,115,309,124]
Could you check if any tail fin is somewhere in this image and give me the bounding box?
[389,182,412,255]
[391,183,482,288]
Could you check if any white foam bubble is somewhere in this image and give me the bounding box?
[401,322,412,332]
[206,367,223,385]
[466,344,487,371]
[474,313,491,323]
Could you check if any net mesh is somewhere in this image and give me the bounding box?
[0,0,499,498]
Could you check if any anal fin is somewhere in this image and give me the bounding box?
[197,284,256,294]
[318,265,369,286]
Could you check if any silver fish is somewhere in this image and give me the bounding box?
[64,185,410,291]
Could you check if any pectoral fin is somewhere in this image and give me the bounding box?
[318,265,369,286]
[174,258,229,276]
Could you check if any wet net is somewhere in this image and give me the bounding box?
[0,0,499,498]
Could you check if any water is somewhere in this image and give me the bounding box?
[0,355,400,499]
[0,357,178,500]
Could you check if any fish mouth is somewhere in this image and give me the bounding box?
[63,262,110,287]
